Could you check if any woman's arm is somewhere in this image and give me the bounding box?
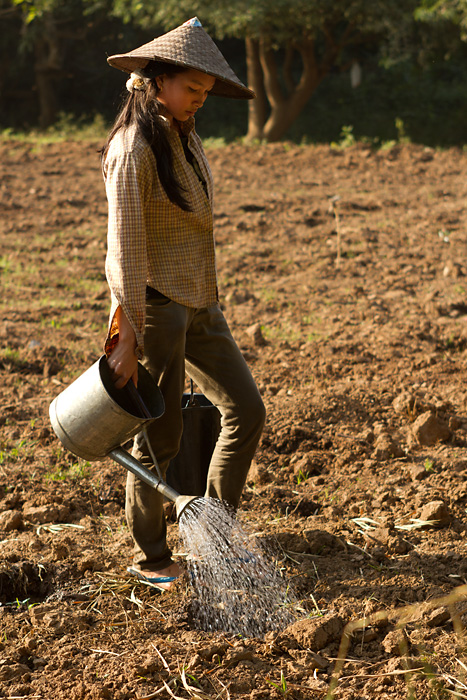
[106,305,139,389]
[103,138,151,384]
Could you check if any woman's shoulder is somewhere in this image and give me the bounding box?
[106,124,152,163]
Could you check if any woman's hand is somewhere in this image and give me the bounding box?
[107,306,139,389]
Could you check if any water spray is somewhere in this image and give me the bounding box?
[48,356,297,636]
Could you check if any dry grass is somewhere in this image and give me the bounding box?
[327,584,467,699]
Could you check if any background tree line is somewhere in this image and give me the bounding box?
[2,0,467,144]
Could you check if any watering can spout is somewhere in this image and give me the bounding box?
[174,494,201,520]
[109,447,200,520]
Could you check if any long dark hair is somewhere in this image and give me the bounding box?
[101,62,191,211]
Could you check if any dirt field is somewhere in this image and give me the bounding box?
[1,136,467,699]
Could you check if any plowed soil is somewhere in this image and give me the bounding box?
[1,137,467,700]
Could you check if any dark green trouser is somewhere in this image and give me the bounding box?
[126,298,266,570]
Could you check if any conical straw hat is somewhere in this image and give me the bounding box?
[107,17,255,100]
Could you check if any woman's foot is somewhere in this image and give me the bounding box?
[137,561,182,591]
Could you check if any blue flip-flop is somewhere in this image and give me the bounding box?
[126,566,177,591]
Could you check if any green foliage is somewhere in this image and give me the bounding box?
[0,347,29,371]
[331,125,357,149]
[1,113,109,142]
[46,460,90,481]
[3,0,467,142]
[267,670,290,697]
[0,439,35,466]
[11,0,109,19]
[111,0,426,141]
[199,136,228,149]
[285,53,467,147]
[10,0,109,44]
[112,0,417,43]
[384,0,467,66]
[0,0,150,128]
[415,0,467,38]
[395,117,410,143]
[424,458,435,472]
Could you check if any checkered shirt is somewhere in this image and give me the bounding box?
[103,117,217,357]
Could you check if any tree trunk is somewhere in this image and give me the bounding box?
[283,42,295,95]
[245,37,268,141]
[259,36,324,142]
[244,28,346,142]
[262,94,316,142]
[35,65,58,128]
[34,15,61,128]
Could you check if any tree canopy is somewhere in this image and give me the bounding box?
[2,0,467,141]
[110,0,423,140]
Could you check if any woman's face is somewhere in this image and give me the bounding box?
[156,69,216,123]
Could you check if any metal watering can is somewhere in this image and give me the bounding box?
[49,355,198,519]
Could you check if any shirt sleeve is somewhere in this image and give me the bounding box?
[104,145,151,359]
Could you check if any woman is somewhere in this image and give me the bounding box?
[102,18,265,590]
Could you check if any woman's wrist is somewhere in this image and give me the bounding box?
[115,306,137,347]
[117,331,137,349]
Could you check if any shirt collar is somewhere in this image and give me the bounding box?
[179,117,195,135]
[157,114,195,137]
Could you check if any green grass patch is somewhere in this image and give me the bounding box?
[46,460,91,482]
[202,136,228,149]
[0,113,109,146]
[0,348,29,371]
[0,439,36,466]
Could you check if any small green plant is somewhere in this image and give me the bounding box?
[438,229,451,243]
[332,124,356,149]
[267,670,290,697]
[1,112,109,145]
[1,347,20,364]
[307,593,325,617]
[395,117,411,144]
[318,487,340,504]
[379,138,397,151]
[446,334,457,350]
[5,597,30,610]
[0,256,13,274]
[296,468,309,485]
[306,331,324,343]
[258,288,279,303]
[184,671,202,688]
[46,460,90,482]
[0,439,35,465]
[424,458,435,473]
[202,136,227,148]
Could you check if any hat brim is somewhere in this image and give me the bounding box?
[107,54,255,100]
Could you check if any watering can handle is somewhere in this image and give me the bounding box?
[126,379,152,420]
[186,378,201,407]
[125,379,165,482]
